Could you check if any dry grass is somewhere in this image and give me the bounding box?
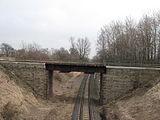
[1,102,23,120]
[0,66,82,120]
[105,78,160,120]
[0,57,15,61]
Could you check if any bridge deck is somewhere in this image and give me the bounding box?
[45,62,106,73]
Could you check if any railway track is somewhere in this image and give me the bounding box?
[88,74,101,120]
[71,74,101,120]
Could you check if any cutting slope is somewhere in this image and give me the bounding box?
[105,78,160,120]
[0,66,83,120]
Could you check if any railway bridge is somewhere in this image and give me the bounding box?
[45,62,106,99]
[0,60,160,105]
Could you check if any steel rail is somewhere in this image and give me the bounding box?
[88,74,101,120]
[72,73,101,120]
[71,74,89,120]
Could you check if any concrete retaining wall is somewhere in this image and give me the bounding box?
[101,68,160,104]
[0,61,49,98]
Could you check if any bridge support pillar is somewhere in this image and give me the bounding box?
[48,70,53,98]
[99,73,106,105]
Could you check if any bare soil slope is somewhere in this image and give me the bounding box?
[105,79,160,120]
[0,66,82,120]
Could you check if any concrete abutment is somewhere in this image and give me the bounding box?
[0,61,50,99]
[100,68,160,104]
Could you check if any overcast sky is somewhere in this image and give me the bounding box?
[0,0,160,57]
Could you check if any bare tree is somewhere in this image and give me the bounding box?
[76,37,91,62]
[0,43,15,57]
[15,42,49,60]
[95,11,160,64]
[69,37,79,62]
[51,47,70,61]
[97,27,108,64]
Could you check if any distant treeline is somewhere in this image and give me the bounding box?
[94,11,160,64]
[0,37,91,62]
[2,11,160,64]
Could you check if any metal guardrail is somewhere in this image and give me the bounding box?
[106,65,160,70]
